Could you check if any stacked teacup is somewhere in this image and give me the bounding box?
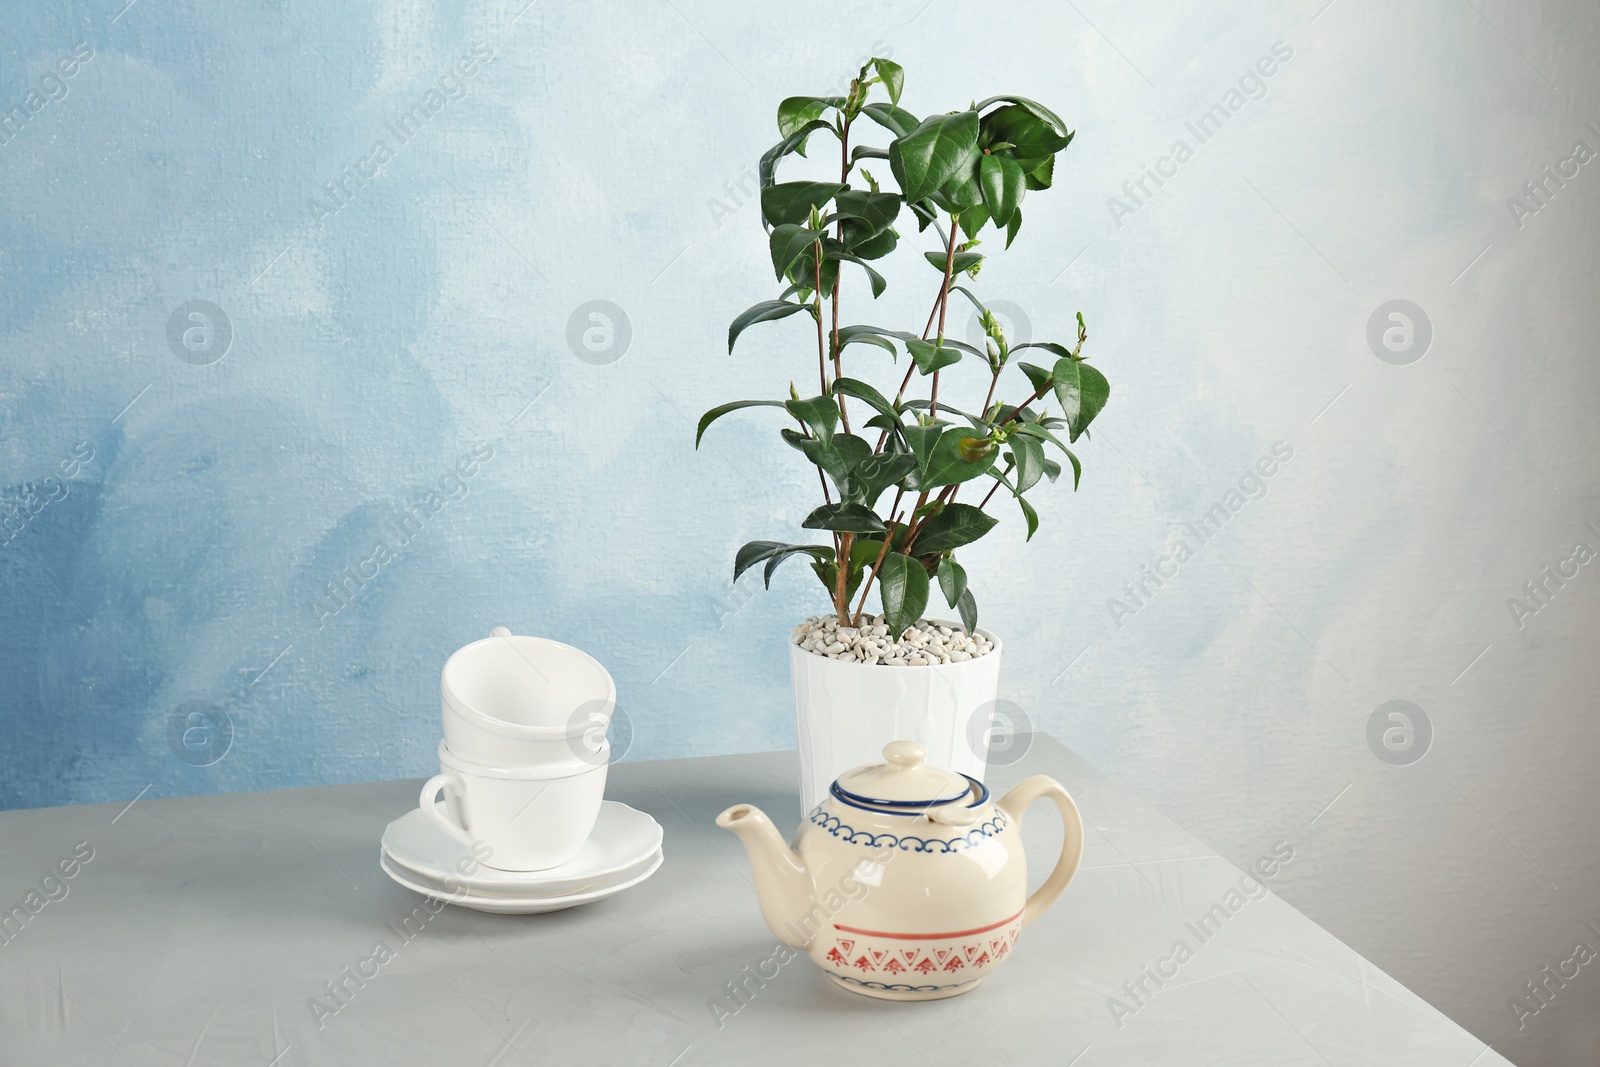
[380,627,662,913]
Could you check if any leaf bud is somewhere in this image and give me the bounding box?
[958,436,995,463]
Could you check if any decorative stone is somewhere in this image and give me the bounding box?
[791,615,995,667]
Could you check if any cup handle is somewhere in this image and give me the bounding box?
[420,773,475,848]
[996,775,1085,927]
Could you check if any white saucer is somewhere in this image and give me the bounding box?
[382,840,662,901]
[379,850,663,914]
[380,799,663,896]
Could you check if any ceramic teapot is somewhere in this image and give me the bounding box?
[716,740,1084,1001]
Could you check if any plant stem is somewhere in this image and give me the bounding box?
[929,217,960,421]
[876,223,963,454]
[980,365,1002,420]
[813,247,828,397]
[921,293,942,340]
[795,410,841,595]
[831,117,851,434]
[850,508,901,626]
[979,477,1003,509]
[834,531,853,618]
[999,380,1052,427]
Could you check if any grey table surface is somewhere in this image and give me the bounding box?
[0,735,1505,1067]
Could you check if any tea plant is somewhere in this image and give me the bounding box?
[698,59,1108,637]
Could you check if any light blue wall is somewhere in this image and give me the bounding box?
[2,0,1135,810]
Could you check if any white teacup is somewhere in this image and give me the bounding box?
[441,627,614,768]
[420,742,609,872]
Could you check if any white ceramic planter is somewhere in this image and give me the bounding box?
[790,620,1002,813]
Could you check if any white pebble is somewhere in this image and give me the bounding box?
[790,615,995,668]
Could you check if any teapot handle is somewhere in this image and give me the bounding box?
[996,775,1085,927]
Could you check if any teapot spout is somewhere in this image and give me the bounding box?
[715,804,816,950]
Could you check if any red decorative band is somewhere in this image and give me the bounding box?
[832,907,1024,940]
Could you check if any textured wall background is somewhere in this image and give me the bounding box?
[2,0,1597,1061]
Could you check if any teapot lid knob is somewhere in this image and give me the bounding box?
[883,740,926,768]
[835,739,970,808]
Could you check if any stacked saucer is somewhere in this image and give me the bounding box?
[379,626,662,914]
[381,799,662,914]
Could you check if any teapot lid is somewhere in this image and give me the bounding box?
[833,741,974,809]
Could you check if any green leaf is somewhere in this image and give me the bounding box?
[1017,493,1039,541]
[930,171,983,214]
[1051,358,1110,441]
[696,399,785,446]
[761,182,844,228]
[1025,153,1055,191]
[937,556,968,608]
[1010,423,1082,487]
[787,240,840,293]
[913,503,999,554]
[922,431,998,486]
[889,111,980,204]
[832,189,902,232]
[907,338,963,376]
[1012,435,1046,493]
[770,224,825,281]
[850,536,886,570]
[958,204,990,240]
[902,401,979,429]
[734,541,831,586]
[795,432,872,494]
[777,96,842,138]
[836,325,907,357]
[802,502,886,533]
[906,199,936,232]
[859,101,918,138]
[981,104,1073,165]
[843,451,917,506]
[872,58,904,105]
[946,286,987,315]
[837,252,887,298]
[878,553,930,637]
[976,95,1068,133]
[1015,341,1073,360]
[1005,206,1022,248]
[979,154,1025,228]
[832,377,899,422]
[785,395,840,442]
[728,300,810,353]
[923,250,984,274]
[903,423,943,465]
[842,223,898,260]
[1064,447,1081,488]
[850,144,892,166]
[1018,361,1053,394]
[955,588,978,633]
[760,120,835,189]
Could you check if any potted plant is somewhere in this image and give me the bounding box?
[697,60,1109,812]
